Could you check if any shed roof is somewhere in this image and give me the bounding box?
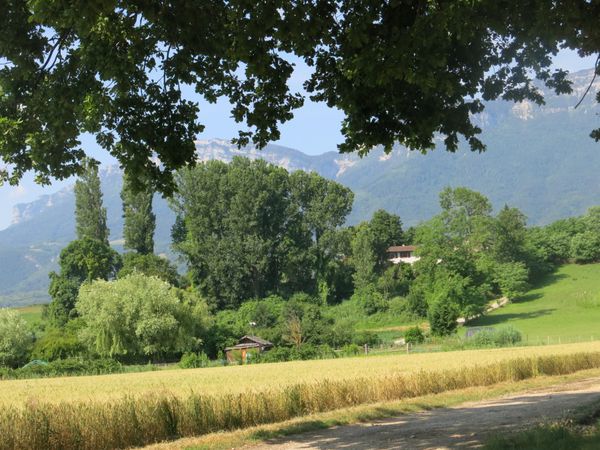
[239,335,274,347]
[387,245,417,252]
[225,343,262,351]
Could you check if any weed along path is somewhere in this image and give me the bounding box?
[248,377,600,450]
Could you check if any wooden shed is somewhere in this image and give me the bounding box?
[225,335,274,364]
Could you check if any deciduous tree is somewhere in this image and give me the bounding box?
[121,174,155,255]
[1,2,597,190]
[74,159,109,244]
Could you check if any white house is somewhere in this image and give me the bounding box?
[386,245,420,265]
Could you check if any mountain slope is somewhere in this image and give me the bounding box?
[0,68,598,306]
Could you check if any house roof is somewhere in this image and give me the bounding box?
[387,245,417,253]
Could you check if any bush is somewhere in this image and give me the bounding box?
[493,326,522,346]
[353,286,388,315]
[428,296,460,336]
[258,347,292,363]
[290,344,337,361]
[404,326,425,344]
[352,330,381,347]
[341,343,362,356]
[0,309,33,368]
[570,232,600,263]
[14,358,123,378]
[469,326,522,348]
[31,327,86,361]
[179,352,210,369]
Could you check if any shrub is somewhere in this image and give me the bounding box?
[570,232,600,263]
[290,344,337,361]
[257,347,292,363]
[15,358,122,378]
[493,326,522,346]
[31,327,86,361]
[404,326,425,344]
[427,296,460,336]
[353,286,388,315]
[179,352,210,369]
[0,309,33,368]
[352,331,381,347]
[469,326,522,348]
[341,343,362,356]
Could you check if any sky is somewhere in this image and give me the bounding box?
[0,50,596,231]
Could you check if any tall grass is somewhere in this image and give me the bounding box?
[2,351,600,449]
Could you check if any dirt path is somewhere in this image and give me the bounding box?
[247,377,600,449]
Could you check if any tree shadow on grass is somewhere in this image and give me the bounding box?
[469,309,556,327]
[530,272,569,290]
[513,293,544,304]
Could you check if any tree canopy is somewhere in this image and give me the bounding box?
[1,1,598,191]
[171,157,353,309]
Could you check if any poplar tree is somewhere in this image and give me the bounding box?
[74,159,109,244]
[121,174,155,254]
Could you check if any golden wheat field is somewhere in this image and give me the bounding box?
[2,341,600,407]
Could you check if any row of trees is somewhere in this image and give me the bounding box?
[40,159,211,363]
[22,157,600,368]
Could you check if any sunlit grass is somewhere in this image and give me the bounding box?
[469,264,600,341]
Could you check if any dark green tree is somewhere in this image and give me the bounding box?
[289,171,354,299]
[439,186,493,249]
[369,209,404,270]
[492,205,528,263]
[74,159,109,244]
[47,237,122,325]
[351,225,377,292]
[172,158,304,308]
[121,174,155,255]
[1,2,596,190]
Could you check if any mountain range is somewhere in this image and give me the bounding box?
[0,68,599,306]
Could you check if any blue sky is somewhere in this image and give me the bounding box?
[0,50,596,230]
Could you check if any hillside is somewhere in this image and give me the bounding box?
[0,68,599,306]
[468,264,600,342]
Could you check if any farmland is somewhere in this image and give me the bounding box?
[2,341,600,408]
[3,348,600,449]
[13,304,44,325]
[468,264,600,341]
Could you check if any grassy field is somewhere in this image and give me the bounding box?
[12,304,44,325]
[468,264,600,342]
[2,341,600,407]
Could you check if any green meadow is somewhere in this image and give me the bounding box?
[468,264,600,343]
[13,304,44,325]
